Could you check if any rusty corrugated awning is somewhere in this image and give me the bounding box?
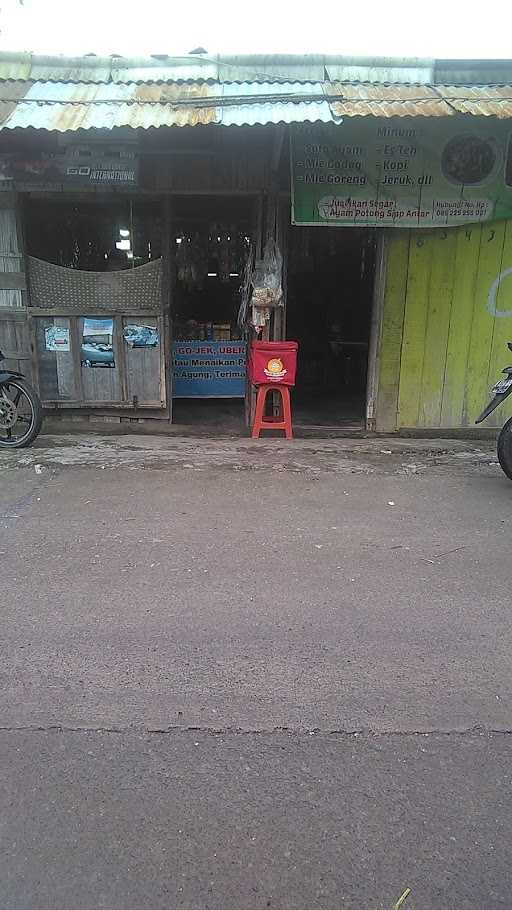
[0,81,340,130]
[1,50,512,130]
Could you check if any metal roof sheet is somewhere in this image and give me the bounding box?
[329,83,452,118]
[325,61,435,85]
[0,81,337,130]
[111,57,220,84]
[220,81,335,125]
[0,81,220,129]
[1,78,512,130]
[2,51,512,87]
[436,84,512,118]
[434,59,512,86]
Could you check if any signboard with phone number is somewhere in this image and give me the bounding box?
[291,119,512,227]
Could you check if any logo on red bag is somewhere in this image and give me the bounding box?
[264,357,287,380]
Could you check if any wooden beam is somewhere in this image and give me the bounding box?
[0,272,26,290]
[162,195,173,421]
[27,306,163,317]
[0,307,27,320]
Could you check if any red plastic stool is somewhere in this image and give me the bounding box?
[251,384,293,439]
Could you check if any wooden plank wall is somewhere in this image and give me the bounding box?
[0,193,31,379]
[0,311,31,375]
[0,201,24,309]
[124,317,163,404]
[376,219,512,430]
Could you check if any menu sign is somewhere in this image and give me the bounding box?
[291,119,512,227]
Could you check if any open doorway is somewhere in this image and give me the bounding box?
[171,196,253,431]
[286,227,377,429]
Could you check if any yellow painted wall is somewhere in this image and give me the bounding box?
[376,220,512,431]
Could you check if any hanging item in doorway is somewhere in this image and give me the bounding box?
[176,234,207,291]
[81,318,115,368]
[249,238,284,333]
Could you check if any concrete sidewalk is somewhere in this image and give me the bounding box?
[0,430,500,475]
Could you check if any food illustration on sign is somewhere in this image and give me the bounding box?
[264,357,287,379]
[441,135,497,185]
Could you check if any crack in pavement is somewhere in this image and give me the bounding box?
[0,724,510,736]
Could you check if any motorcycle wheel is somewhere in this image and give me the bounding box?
[497,416,512,481]
[0,378,43,448]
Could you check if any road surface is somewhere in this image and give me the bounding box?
[1,434,511,908]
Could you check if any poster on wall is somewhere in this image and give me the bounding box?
[81,318,115,368]
[44,325,70,352]
[291,120,512,228]
[172,341,246,398]
[123,324,159,348]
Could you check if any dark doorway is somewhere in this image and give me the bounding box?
[286,227,377,429]
[170,195,253,431]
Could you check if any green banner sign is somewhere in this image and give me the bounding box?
[291,119,512,227]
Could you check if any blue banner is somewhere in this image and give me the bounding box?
[172,340,247,398]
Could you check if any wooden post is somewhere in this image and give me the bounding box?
[114,315,128,403]
[70,316,84,402]
[162,195,174,422]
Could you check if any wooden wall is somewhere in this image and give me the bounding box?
[0,309,32,378]
[376,220,512,431]
[0,193,31,376]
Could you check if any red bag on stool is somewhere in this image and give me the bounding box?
[249,341,298,387]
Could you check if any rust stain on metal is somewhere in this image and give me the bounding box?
[436,84,512,118]
[1,71,512,130]
[330,83,452,118]
[330,82,512,118]
[133,82,219,125]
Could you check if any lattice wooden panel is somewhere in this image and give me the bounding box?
[27,256,163,312]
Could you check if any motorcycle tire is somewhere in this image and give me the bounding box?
[497,416,512,481]
[0,378,43,448]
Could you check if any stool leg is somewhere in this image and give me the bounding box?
[251,385,267,439]
[282,387,293,439]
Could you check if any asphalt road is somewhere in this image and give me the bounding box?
[1,437,511,908]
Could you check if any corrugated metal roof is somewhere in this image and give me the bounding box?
[325,61,435,85]
[436,84,512,117]
[0,82,220,129]
[0,81,339,130]
[434,59,512,86]
[1,57,512,130]
[2,52,512,87]
[330,83,450,118]
[220,82,335,126]
[112,59,220,84]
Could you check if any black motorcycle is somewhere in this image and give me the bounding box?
[476,342,512,480]
[0,349,43,448]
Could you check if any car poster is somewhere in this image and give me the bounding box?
[123,323,159,348]
[81,317,115,368]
